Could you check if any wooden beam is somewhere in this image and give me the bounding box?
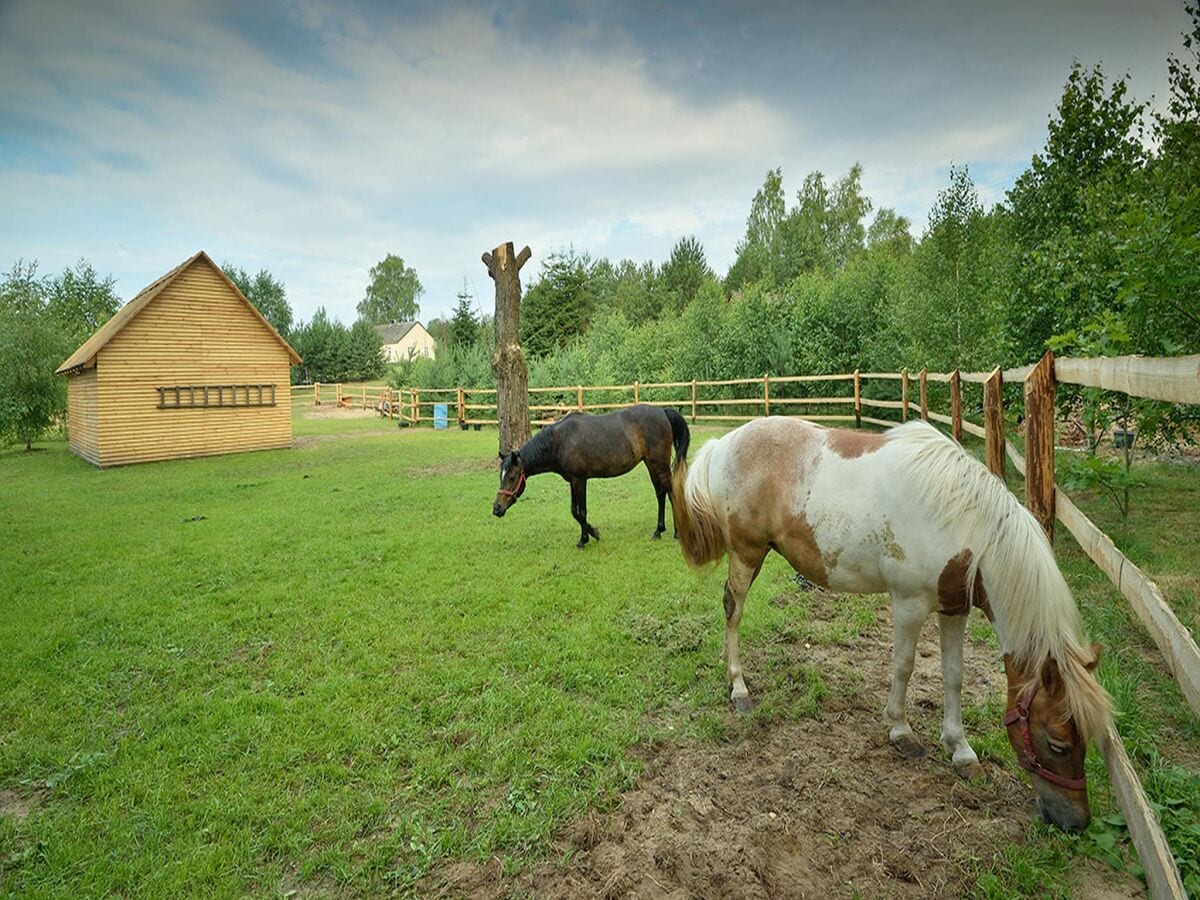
[1056,488,1200,720]
[763,374,770,416]
[853,369,861,428]
[919,369,928,421]
[984,367,1005,479]
[1055,353,1200,404]
[1024,350,1056,541]
[1097,724,1188,899]
[950,368,962,443]
[900,369,909,423]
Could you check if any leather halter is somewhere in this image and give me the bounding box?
[498,471,526,502]
[1002,683,1087,791]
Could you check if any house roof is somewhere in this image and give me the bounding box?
[374,321,426,344]
[56,251,301,374]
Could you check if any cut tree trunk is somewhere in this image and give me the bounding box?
[482,242,533,455]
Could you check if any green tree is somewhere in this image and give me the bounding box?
[348,319,385,380]
[222,264,294,337]
[45,260,120,345]
[0,304,70,450]
[867,208,914,256]
[447,283,480,348]
[521,249,593,357]
[0,260,45,315]
[726,167,786,292]
[659,235,714,315]
[357,255,423,324]
[1004,62,1148,361]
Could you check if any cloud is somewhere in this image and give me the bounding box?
[0,0,1189,322]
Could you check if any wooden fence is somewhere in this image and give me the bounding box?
[300,353,1199,897]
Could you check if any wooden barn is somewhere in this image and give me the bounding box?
[56,251,301,467]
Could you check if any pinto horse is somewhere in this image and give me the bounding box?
[671,417,1112,832]
[493,405,690,548]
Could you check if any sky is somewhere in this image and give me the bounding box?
[0,0,1191,326]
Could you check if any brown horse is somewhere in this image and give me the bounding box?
[493,405,690,548]
[671,417,1112,832]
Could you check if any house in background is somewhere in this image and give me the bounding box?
[56,251,301,467]
[375,321,436,362]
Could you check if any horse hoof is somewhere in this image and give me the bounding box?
[590,528,600,541]
[732,695,752,715]
[651,531,663,540]
[956,763,986,782]
[576,541,588,550]
[891,734,927,759]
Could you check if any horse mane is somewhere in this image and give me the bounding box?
[516,425,558,473]
[886,421,1112,739]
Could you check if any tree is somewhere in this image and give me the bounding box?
[348,318,385,380]
[726,168,786,292]
[659,236,714,314]
[0,304,70,450]
[482,242,533,454]
[867,208,914,256]
[1004,62,1148,361]
[222,264,293,337]
[357,254,423,324]
[44,260,120,345]
[0,260,45,315]
[521,248,593,357]
[447,283,480,348]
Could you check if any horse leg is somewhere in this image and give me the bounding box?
[645,460,670,539]
[886,594,928,758]
[938,611,983,778]
[725,550,766,714]
[570,479,590,548]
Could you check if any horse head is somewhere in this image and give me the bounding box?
[1002,646,1102,833]
[493,450,527,517]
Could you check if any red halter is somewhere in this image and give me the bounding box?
[498,471,526,501]
[1002,683,1088,791]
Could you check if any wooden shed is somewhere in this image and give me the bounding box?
[56,251,301,467]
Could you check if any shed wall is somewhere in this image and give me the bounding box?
[95,260,292,466]
[67,367,100,464]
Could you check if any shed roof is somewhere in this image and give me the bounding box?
[374,321,425,344]
[56,251,301,374]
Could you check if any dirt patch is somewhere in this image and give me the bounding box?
[293,430,397,449]
[407,457,500,478]
[0,788,39,822]
[425,592,1145,899]
[300,406,380,420]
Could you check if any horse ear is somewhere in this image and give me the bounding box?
[512,451,521,465]
[1040,657,1063,694]
[1086,642,1103,672]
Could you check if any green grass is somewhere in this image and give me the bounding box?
[1,419,1197,896]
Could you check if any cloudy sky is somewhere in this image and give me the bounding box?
[0,0,1190,325]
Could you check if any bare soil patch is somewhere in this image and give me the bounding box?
[0,788,39,822]
[300,406,380,420]
[425,591,1144,899]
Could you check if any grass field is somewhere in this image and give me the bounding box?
[1,411,1198,897]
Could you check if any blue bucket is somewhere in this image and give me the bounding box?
[433,403,448,430]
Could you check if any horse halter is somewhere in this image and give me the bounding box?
[1003,683,1087,791]
[498,471,526,502]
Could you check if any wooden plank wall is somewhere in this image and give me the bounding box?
[66,367,100,465]
[95,258,292,466]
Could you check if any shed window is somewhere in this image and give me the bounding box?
[156,384,277,409]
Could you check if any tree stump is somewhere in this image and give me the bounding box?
[482,242,533,455]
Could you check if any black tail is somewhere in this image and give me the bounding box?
[664,407,690,473]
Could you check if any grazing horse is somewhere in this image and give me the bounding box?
[493,405,690,548]
[671,417,1111,832]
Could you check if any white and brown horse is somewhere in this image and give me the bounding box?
[671,417,1112,832]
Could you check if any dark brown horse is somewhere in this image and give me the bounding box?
[493,405,690,548]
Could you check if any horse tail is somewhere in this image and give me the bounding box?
[664,407,690,474]
[670,439,726,569]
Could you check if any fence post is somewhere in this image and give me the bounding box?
[633,380,640,404]
[950,368,963,443]
[335,383,342,407]
[314,382,321,406]
[1025,350,1056,541]
[361,384,366,409]
[457,387,465,424]
[413,388,420,426]
[900,368,909,423]
[691,380,697,423]
[919,368,928,421]
[763,373,770,417]
[576,385,583,412]
[853,369,862,429]
[984,367,1005,480]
